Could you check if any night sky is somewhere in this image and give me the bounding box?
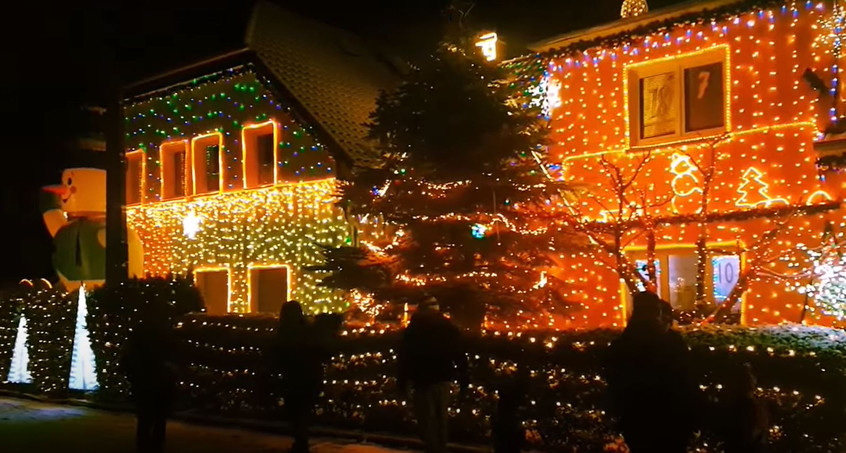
[1,0,686,285]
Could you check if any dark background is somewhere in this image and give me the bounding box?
[0,0,686,284]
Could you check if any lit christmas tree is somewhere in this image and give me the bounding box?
[7,315,32,384]
[319,27,572,328]
[621,0,649,18]
[68,286,98,391]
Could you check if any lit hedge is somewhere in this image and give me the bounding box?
[176,316,846,452]
[86,276,203,400]
[0,286,25,380]
[1,283,845,452]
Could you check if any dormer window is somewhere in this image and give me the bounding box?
[160,141,188,200]
[192,133,223,195]
[627,45,729,147]
[242,121,278,188]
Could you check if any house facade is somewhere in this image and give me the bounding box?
[123,3,396,315]
[518,0,846,328]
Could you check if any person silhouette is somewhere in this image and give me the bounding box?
[604,291,698,453]
[719,363,768,453]
[122,305,178,453]
[275,301,324,453]
[398,296,469,453]
[492,374,527,453]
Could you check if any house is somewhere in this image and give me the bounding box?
[122,2,398,315]
[516,0,846,327]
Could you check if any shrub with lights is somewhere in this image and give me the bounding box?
[86,275,203,400]
[175,314,846,452]
[0,285,26,381]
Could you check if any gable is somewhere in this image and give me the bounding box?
[124,64,336,203]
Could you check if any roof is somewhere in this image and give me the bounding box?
[528,0,748,54]
[124,2,399,170]
[246,1,399,167]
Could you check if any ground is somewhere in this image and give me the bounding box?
[0,397,407,453]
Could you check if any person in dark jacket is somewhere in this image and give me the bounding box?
[275,301,324,453]
[122,307,178,453]
[398,296,469,453]
[492,375,527,453]
[719,362,768,453]
[604,292,698,453]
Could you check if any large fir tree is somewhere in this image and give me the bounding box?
[311,24,576,327]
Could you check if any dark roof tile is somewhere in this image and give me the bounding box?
[246,1,397,166]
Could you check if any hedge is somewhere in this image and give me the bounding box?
[175,316,846,452]
[1,279,846,452]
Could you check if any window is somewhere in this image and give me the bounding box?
[242,121,277,188]
[195,268,229,315]
[627,46,728,146]
[623,242,741,318]
[192,133,222,195]
[249,265,289,314]
[160,141,188,200]
[125,151,144,205]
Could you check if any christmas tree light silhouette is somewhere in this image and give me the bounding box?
[736,167,787,208]
[68,285,98,391]
[7,315,32,384]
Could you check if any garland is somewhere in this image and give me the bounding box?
[531,0,787,57]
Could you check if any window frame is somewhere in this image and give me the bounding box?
[620,240,745,321]
[241,120,279,189]
[160,140,190,200]
[194,266,231,314]
[191,132,224,196]
[125,149,146,206]
[625,45,731,149]
[247,263,291,314]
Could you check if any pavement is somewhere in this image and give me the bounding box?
[0,397,412,453]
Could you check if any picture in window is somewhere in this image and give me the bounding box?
[684,62,724,132]
[640,72,677,139]
[711,255,740,305]
[634,259,661,296]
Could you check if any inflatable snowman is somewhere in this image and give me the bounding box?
[40,168,143,291]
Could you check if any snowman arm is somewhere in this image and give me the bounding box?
[97,227,106,249]
[40,186,67,237]
[42,210,67,238]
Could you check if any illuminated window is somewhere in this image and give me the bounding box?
[192,133,222,195]
[195,268,229,315]
[248,265,289,314]
[160,141,188,200]
[623,242,741,317]
[125,151,144,205]
[627,46,729,146]
[242,121,277,188]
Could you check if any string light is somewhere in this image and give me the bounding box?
[505,1,846,328]
[124,65,346,314]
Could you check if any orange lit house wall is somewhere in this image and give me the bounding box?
[123,67,350,314]
[539,2,845,327]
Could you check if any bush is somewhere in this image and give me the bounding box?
[176,318,846,452]
[86,276,203,400]
[0,285,26,380]
[23,287,76,396]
